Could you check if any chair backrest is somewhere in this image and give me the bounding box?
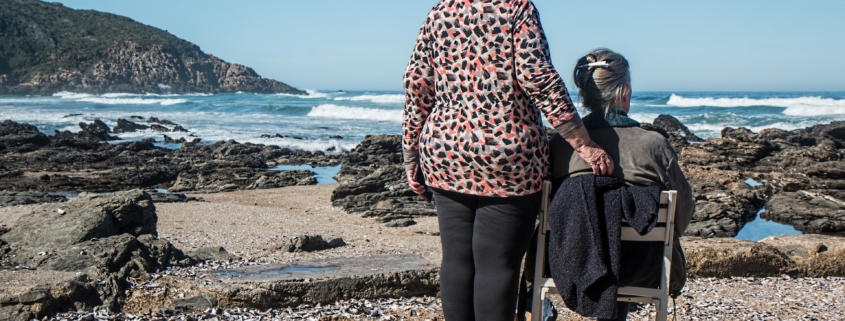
[538,182,677,244]
[621,191,677,245]
[531,181,678,321]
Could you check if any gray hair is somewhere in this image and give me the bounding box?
[572,48,631,116]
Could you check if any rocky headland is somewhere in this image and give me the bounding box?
[0,0,305,95]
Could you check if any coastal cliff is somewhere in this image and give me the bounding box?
[0,0,305,95]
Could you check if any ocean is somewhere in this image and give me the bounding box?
[2,90,844,240]
[2,90,844,153]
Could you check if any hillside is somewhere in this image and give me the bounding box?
[0,0,305,95]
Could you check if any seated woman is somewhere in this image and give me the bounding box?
[548,48,695,321]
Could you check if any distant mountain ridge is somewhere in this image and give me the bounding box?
[0,0,305,95]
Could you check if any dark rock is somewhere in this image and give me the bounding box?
[78,119,116,141]
[653,114,704,143]
[0,190,158,267]
[680,133,775,168]
[112,118,149,133]
[213,139,262,157]
[147,117,178,126]
[246,170,317,189]
[171,125,188,132]
[149,124,170,132]
[129,115,145,120]
[375,214,415,223]
[330,135,450,222]
[49,128,105,150]
[172,293,218,311]
[136,234,194,267]
[763,191,845,234]
[162,135,187,144]
[0,270,100,320]
[170,160,315,192]
[146,190,200,203]
[42,234,143,272]
[0,165,23,179]
[684,181,762,237]
[330,135,343,139]
[278,235,346,253]
[63,114,83,118]
[0,120,338,193]
[158,307,177,317]
[385,218,416,228]
[0,120,50,154]
[187,246,240,262]
[0,190,192,310]
[0,191,67,207]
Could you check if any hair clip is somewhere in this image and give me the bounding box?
[577,61,610,69]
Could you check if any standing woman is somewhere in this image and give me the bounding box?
[402,0,613,320]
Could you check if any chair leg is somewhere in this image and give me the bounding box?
[654,298,667,321]
[530,287,544,321]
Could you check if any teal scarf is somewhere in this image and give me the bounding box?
[582,108,640,129]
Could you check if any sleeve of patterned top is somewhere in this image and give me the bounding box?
[512,0,583,137]
[401,15,435,172]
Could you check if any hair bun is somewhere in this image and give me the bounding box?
[571,48,630,115]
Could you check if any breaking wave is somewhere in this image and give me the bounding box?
[334,94,404,104]
[307,104,401,122]
[666,94,845,109]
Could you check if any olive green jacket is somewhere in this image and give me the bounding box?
[549,125,694,295]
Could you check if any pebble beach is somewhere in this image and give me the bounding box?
[7,184,842,320]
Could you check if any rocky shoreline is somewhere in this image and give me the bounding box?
[2,113,844,237]
[0,118,338,196]
[1,115,845,319]
[331,117,845,236]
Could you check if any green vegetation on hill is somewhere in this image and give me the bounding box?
[0,0,304,95]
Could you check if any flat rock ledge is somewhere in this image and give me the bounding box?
[684,234,845,278]
[121,254,439,314]
[0,270,100,321]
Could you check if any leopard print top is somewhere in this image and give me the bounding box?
[403,0,581,197]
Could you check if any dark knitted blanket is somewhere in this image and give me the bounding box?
[547,174,660,319]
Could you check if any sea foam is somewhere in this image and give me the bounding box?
[667,94,845,109]
[277,89,334,99]
[334,94,404,104]
[53,91,94,99]
[783,104,845,116]
[77,97,187,106]
[307,104,402,122]
[52,91,189,105]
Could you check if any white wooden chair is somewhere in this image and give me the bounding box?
[530,181,678,321]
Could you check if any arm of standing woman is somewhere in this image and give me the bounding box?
[512,1,614,175]
[402,15,435,198]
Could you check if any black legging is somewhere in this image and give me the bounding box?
[433,188,540,321]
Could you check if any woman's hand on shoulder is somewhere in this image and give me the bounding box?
[562,126,615,176]
[576,141,615,176]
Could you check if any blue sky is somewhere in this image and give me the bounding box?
[56,0,844,92]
